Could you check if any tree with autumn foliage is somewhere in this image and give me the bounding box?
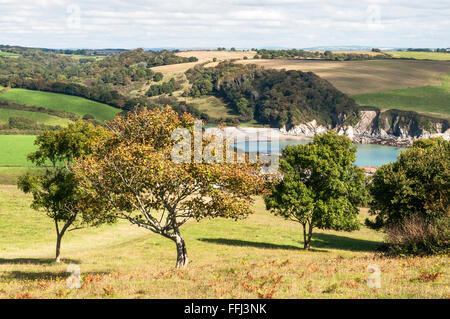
[264,132,367,250]
[17,121,114,262]
[73,107,264,267]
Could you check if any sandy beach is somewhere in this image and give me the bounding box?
[205,126,313,142]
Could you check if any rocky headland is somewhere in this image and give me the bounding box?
[280,109,449,147]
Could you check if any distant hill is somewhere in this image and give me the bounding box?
[302,45,374,51]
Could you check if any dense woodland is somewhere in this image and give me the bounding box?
[0,47,197,110]
[185,62,360,127]
[0,47,362,126]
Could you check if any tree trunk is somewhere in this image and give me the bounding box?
[304,223,313,250]
[174,232,188,268]
[55,234,62,263]
[302,223,308,250]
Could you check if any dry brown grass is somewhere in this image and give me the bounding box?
[385,216,430,246]
[176,50,256,63]
[327,51,385,56]
[150,50,256,76]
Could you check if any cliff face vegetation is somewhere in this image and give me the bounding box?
[354,107,449,138]
[184,62,360,127]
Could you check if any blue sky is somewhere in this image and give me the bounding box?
[0,0,448,49]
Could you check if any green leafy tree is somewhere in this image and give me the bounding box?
[73,107,264,267]
[235,97,252,119]
[153,72,163,82]
[265,132,367,249]
[17,121,113,262]
[368,138,449,229]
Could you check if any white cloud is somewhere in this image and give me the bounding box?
[0,0,447,48]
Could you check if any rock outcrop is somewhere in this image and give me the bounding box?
[282,109,449,147]
[280,120,328,137]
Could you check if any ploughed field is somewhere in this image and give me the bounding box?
[237,59,450,95]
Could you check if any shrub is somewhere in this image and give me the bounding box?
[153,72,163,82]
[385,215,449,256]
[6,116,62,132]
[8,116,38,130]
[82,114,95,120]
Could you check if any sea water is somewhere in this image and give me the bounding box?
[233,139,406,167]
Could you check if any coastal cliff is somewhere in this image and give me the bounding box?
[281,109,450,147]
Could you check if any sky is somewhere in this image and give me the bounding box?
[0,0,448,49]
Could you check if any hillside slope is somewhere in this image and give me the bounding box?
[0,89,120,122]
[353,74,450,120]
[184,62,359,127]
[1,184,448,299]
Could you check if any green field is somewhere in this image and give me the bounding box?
[353,74,450,118]
[0,184,448,299]
[0,135,37,167]
[60,54,106,61]
[0,109,71,126]
[0,167,43,185]
[180,96,239,120]
[0,89,120,122]
[0,51,19,58]
[386,51,450,61]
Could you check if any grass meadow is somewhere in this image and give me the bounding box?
[0,109,72,126]
[180,96,240,120]
[353,74,450,119]
[0,135,37,167]
[0,167,43,185]
[0,51,19,58]
[0,89,120,122]
[0,184,448,299]
[386,51,450,61]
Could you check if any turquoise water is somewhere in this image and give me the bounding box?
[234,139,406,167]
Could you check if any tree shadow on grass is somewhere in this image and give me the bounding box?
[311,233,381,252]
[0,258,80,265]
[198,238,302,251]
[199,234,380,253]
